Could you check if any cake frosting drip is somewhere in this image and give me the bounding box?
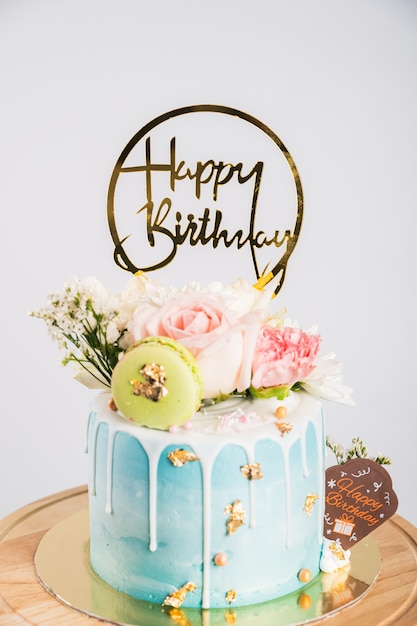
[88,391,325,609]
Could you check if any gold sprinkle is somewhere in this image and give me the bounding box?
[329,541,346,561]
[225,589,237,604]
[304,493,319,516]
[168,449,199,467]
[162,582,197,608]
[107,397,118,411]
[224,500,246,535]
[241,462,263,480]
[298,568,312,583]
[275,405,287,420]
[275,421,293,436]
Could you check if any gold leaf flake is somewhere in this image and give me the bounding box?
[131,362,168,402]
[329,541,347,561]
[304,493,319,516]
[168,448,199,467]
[275,421,293,436]
[224,500,245,535]
[240,462,263,480]
[225,589,237,604]
[162,582,197,608]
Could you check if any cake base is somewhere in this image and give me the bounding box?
[35,509,380,626]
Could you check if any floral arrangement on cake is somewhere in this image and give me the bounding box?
[30,273,354,405]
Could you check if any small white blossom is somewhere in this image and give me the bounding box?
[205,278,274,317]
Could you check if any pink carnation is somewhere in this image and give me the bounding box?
[251,325,321,390]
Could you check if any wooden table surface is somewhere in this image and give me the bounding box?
[0,485,417,625]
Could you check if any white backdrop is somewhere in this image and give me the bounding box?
[1,0,416,527]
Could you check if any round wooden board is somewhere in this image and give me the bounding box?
[0,486,417,625]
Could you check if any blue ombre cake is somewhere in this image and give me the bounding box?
[88,390,325,610]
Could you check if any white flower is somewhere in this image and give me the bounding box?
[205,278,274,317]
[301,353,355,406]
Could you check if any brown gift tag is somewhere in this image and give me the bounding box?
[324,458,398,550]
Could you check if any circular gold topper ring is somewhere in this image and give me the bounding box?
[107,105,303,296]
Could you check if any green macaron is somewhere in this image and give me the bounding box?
[111,336,204,430]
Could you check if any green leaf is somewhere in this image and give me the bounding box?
[249,385,291,400]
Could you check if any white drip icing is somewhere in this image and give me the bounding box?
[85,411,94,454]
[201,451,213,609]
[148,448,159,552]
[105,428,115,514]
[317,406,326,543]
[282,445,292,548]
[90,414,101,497]
[241,444,257,528]
[300,434,310,477]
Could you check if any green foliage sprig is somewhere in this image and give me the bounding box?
[326,436,392,466]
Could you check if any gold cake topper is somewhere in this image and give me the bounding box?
[107,105,303,295]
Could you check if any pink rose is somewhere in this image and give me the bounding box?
[129,293,263,399]
[251,325,321,390]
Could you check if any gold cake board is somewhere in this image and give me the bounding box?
[34,507,380,626]
[1,486,417,625]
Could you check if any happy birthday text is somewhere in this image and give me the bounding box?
[326,476,383,527]
[115,137,294,270]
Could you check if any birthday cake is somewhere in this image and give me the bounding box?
[30,106,398,622]
[33,272,355,611]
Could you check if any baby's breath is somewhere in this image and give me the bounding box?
[326,436,391,466]
[30,277,125,387]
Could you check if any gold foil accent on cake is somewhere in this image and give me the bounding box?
[168,449,199,467]
[225,589,237,604]
[130,362,168,401]
[162,582,197,608]
[224,500,245,534]
[329,541,347,561]
[275,420,293,436]
[240,462,263,480]
[304,493,319,516]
